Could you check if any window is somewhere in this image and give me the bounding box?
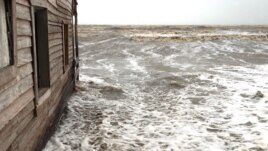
[63,24,69,69]
[0,0,12,69]
[33,7,50,95]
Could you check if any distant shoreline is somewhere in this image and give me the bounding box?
[78,24,268,28]
[77,24,268,42]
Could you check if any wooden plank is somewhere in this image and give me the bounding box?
[48,0,57,8]
[48,24,62,34]
[49,0,72,17]
[17,36,32,50]
[48,11,60,23]
[0,100,34,151]
[50,56,63,70]
[16,0,30,7]
[49,74,66,110]
[17,20,32,36]
[49,49,63,62]
[5,112,34,151]
[0,66,17,88]
[48,21,62,26]
[56,4,72,16]
[16,3,31,21]
[17,47,32,67]
[10,100,49,151]
[18,63,33,79]
[37,89,51,107]
[50,58,63,74]
[50,63,63,85]
[0,88,34,131]
[49,43,62,55]
[68,40,73,47]
[49,33,62,40]
[15,74,33,97]
[49,38,62,48]
[0,63,32,98]
[0,74,33,113]
[48,3,71,19]
[30,0,47,8]
[69,51,73,60]
[47,8,71,24]
[57,0,72,11]
[49,70,71,115]
[0,78,17,95]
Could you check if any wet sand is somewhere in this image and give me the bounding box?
[44,26,268,151]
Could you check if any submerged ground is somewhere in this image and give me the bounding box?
[44,26,268,151]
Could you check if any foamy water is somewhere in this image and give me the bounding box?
[44,28,268,151]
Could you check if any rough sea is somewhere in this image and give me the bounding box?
[44,26,268,151]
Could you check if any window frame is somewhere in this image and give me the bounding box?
[0,0,17,87]
[31,6,50,101]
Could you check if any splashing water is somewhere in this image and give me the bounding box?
[44,27,268,151]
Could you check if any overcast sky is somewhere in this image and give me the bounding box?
[78,0,268,25]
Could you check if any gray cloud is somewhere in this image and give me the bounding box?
[78,0,268,25]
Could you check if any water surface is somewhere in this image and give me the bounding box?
[44,26,268,151]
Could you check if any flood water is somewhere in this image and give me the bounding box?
[44,26,268,151]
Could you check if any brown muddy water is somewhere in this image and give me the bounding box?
[44,26,268,151]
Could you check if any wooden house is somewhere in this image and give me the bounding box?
[0,0,79,150]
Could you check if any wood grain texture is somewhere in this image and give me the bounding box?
[0,100,34,151]
[0,74,33,112]
[17,20,32,36]
[17,47,32,67]
[17,36,32,50]
[16,0,30,7]
[16,4,31,21]
[0,0,77,150]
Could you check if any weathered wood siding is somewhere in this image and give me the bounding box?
[0,0,77,150]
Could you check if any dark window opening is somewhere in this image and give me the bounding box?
[63,24,69,67]
[34,7,50,93]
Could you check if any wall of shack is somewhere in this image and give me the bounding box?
[0,0,77,150]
